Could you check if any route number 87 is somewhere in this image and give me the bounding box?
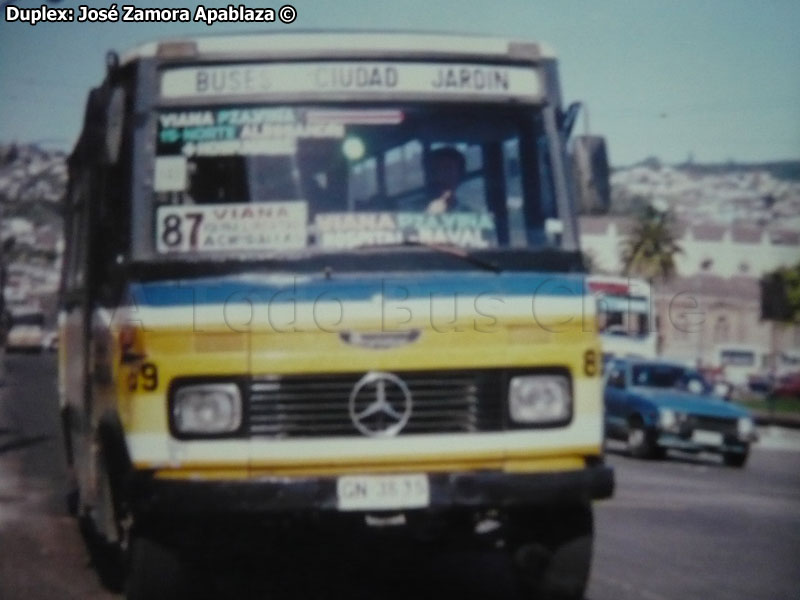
[160,212,204,250]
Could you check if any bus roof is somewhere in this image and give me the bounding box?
[119,31,557,65]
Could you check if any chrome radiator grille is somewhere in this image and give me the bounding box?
[687,414,738,436]
[247,371,505,438]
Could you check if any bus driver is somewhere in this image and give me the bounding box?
[425,146,468,214]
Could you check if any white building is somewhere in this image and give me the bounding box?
[579,217,800,373]
[579,216,800,278]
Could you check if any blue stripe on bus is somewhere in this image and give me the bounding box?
[129,272,589,307]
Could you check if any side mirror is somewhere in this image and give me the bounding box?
[561,101,582,140]
[104,87,125,165]
[572,135,611,215]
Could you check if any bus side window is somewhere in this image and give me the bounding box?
[188,157,249,203]
[517,114,548,246]
[504,138,527,247]
[347,157,378,208]
[64,170,91,295]
[297,138,347,215]
[385,140,424,198]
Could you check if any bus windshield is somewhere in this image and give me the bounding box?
[150,103,556,258]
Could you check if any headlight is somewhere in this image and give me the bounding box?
[173,383,242,435]
[508,375,571,425]
[658,408,685,432]
[659,408,677,430]
[737,417,755,439]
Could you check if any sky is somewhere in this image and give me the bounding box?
[1,0,798,166]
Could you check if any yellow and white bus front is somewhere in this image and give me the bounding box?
[118,270,610,515]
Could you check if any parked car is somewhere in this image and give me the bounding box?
[604,358,757,467]
[771,372,800,400]
[6,308,45,353]
[747,372,773,395]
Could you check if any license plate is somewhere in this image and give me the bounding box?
[692,429,724,446]
[337,474,430,511]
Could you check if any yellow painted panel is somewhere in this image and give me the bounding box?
[194,332,247,352]
[153,469,249,480]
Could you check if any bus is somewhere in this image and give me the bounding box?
[60,32,613,600]
[588,275,658,361]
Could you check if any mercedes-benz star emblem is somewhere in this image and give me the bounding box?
[348,371,413,437]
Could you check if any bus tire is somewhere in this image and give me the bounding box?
[78,513,125,592]
[66,487,79,517]
[510,504,593,600]
[76,431,129,592]
[126,536,193,600]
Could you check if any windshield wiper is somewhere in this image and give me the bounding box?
[352,240,503,273]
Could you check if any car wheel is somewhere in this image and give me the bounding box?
[627,418,659,459]
[126,536,194,600]
[723,451,748,468]
[510,504,593,600]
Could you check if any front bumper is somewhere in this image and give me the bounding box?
[128,463,614,517]
[657,432,751,454]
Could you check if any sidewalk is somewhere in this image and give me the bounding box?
[755,425,800,451]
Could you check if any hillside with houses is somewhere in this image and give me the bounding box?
[0,144,66,314]
[609,159,800,231]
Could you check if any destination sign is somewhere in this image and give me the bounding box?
[155,201,308,253]
[315,211,497,250]
[161,62,542,101]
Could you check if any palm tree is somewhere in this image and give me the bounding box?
[619,203,682,282]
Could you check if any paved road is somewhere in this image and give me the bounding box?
[1,354,799,599]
